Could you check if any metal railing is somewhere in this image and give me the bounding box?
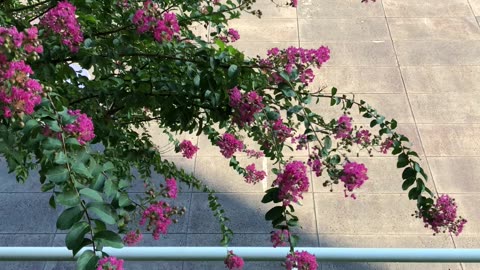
[1,247,480,262]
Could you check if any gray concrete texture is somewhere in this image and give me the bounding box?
[2,0,480,269]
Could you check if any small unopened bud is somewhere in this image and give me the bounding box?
[172,219,178,223]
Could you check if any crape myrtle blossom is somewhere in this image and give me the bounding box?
[123,230,143,246]
[97,256,124,270]
[245,163,266,184]
[224,250,244,270]
[334,114,353,140]
[217,133,244,158]
[139,201,174,240]
[260,46,330,85]
[132,1,180,42]
[244,149,265,159]
[273,161,309,206]
[40,1,84,53]
[271,118,293,143]
[355,129,371,145]
[271,229,290,247]
[165,177,178,199]
[64,110,96,145]
[229,87,264,127]
[291,134,308,151]
[285,251,318,270]
[178,139,199,159]
[340,162,368,200]
[290,0,298,7]
[219,28,240,43]
[380,138,394,154]
[418,195,467,236]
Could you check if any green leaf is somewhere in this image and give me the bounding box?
[228,64,238,78]
[390,119,397,129]
[54,152,68,165]
[290,234,299,248]
[402,177,416,191]
[261,188,279,203]
[118,193,131,207]
[102,162,115,172]
[41,182,55,192]
[23,119,39,134]
[94,230,124,248]
[193,74,200,87]
[43,137,62,150]
[408,188,421,200]
[76,250,98,270]
[57,206,84,230]
[79,188,103,202]
[57,190,81,207]
[65,137,81,147]
[402,167,416,180]
[331,87,337,96]
[49,194,56,209]
[66,221,90,251]
[72,162,93,178]
[265,206,284,221]
[87,202,116,224]
[397,153,409,168]
[46,167,69,184]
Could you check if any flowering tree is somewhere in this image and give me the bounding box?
[0,0,467,269]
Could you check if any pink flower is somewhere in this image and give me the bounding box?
[355,129,371,145]
[271,118,293,143]
[139,201,174,240]
[419,195,467,236]
[290,0,298,7]
[229,87,264,127]
[307,158,322,177]
[291,134,308,151]
[380,138,394,154]
[224,251,244,270]
[165,177,178,199]
[179,140,199,159]
[334,115,353,140]
[132,2,180,42]
[245,163,266,184]
[273,161,309,206]
[217,133,244,158]
[221,28,240,43]
[123,230,143,246]
[271,229,290,248]
[340,162,368,199]
[244,149,264,159]
[64,110,95,145]
[285,251,318,270]
[40,1,84,53]
[97,256,124,270]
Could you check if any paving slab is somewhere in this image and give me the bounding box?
[228,18,298,42]
[297,0,385,18]
[401,66,480,93]
[301,41,397,67]
[388,17,480,41]
[312,67,404,94]
[299,18,390,42]
[315,194,435,234]
[0,234,54,270]
[428,157,480,193]
[395,40,480,66]
[417,124,480,156]
[409,93,480,123]
[382,0,472,17]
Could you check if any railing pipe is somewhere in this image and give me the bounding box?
[1,247,480,262]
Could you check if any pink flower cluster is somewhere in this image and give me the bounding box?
[334,115,353,140]
[270,229,290,248]
[229,87,264,127]
[0,26,44,119]
[64,110,95,145]
[245,163,266,184]
[285,251,318,270]
[224,250,244,270]
[133,1,180,43]
[179,140,199,159]
[165,177,178,199]
[291,134,308,151]
[217,133,244,158]
[40,1,84,53]
[340,162,368,199]
[0,26,43,55]
[273,161,310,206]
[260,46,330,85]
[355,129,371,145]
[139,201,174,240]
[123,230,143,246]
[244,149,264,159]
[219,28,240,43]
[271,118,293,143]
[380,138,394,154]
[420,195,467,236]
[290,0,298,7]
[97,256,124,270]
[308,159,322,178]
